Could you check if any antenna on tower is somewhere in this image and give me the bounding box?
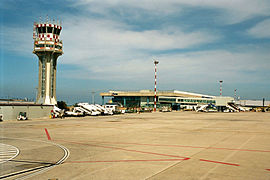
[46,14,49,23]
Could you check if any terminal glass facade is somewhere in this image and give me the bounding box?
[112,96,141,108]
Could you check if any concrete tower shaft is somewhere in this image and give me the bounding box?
[33,20,63,105]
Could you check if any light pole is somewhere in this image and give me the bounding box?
[154,60,159,112]
[219,80,223,96]
[91,91,95,104]
[234,89,237,101]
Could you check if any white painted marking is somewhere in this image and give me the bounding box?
[0,137,69,180]
[0,143,20,164]
[199,135,256,180]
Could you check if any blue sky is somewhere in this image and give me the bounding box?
[1,0,270,104]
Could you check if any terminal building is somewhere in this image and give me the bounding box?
[100,90,234,111]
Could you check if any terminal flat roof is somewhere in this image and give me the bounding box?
[100,90,215,98]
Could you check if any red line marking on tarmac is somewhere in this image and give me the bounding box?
[66,158,188,163]
[55,139,189,160]
[86,140,270,153]
[44,128,51,140]
[54,139,248,170]
[266,169,270,171]
[200,159,240,166]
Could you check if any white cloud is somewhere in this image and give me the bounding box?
[70,0,270,24]
[61,42,270,85]
[159,49,270,84]
[2,1,270,89]
[157,49,270,83]
[0,25,34,57]
[182,0,270,24]
[58,14,270,84]
[61,16,218,66]
[248,19,270,38]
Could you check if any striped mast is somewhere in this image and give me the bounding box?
[154,60,159,112]
[219,80,223,96]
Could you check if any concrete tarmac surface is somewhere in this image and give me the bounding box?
[1,111,270,179]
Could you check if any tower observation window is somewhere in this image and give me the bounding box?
[37,27,42,34]
[35,44,45,47]
[45,44,54,48]
[47,27,53,33]
[56,29,61,35]
[55,45,62,49]
[41,26,46,33]
[53,27,57,34]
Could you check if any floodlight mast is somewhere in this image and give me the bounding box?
[219,80,223,96]
[154,60,159,112]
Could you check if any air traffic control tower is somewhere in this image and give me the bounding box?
[33,19,63,105]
